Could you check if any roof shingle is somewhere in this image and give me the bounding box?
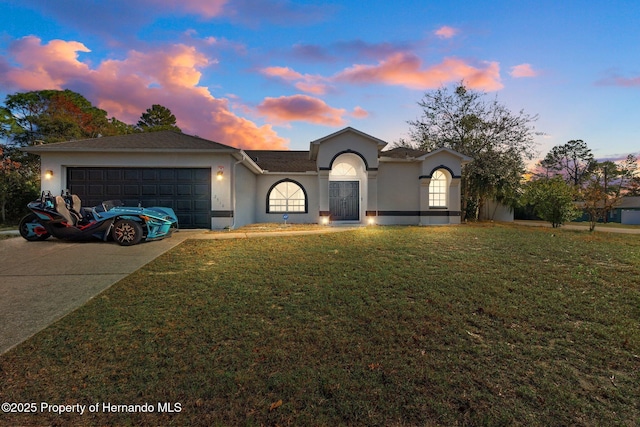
[25,131,236,152]
[245,150,316,172]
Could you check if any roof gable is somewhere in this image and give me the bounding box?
[309,127,387,160]
[381,146,430,159]
[419,147,473,163]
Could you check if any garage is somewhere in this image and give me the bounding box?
[67,167,211,229]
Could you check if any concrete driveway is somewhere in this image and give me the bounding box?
[0,230,199,354]
[0,226,356,355]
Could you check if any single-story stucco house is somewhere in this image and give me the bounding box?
[574,196,640,225]
[25,127,473,229]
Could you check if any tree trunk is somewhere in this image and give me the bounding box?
[0,199,6,224]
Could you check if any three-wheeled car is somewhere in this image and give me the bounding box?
[19,191,178,246]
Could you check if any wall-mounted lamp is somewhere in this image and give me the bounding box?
[216,170,224,180]
[44,170,54,180]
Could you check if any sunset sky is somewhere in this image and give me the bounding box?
[1,0,638,161]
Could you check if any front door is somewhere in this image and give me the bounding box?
[329,181,359,221]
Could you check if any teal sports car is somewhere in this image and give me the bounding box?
[19,191,179,246]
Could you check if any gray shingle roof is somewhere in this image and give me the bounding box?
[245,150,316,172]
[24,131,237,152]
[381,147,429,159]
[618,196,640,208]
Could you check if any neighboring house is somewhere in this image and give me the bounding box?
[615,197,640,225]
[614,196,640,225]
[25,127,472,229]
[574,196,640,225]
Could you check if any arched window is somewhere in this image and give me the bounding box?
[267,180,307,213]
[331,162,357,177]
[429,170,448,208]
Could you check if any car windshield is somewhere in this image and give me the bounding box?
[95,200,123,213]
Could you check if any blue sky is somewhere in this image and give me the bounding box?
[1,0,638,161]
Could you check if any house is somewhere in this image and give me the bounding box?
[619,197,640,225]
[25,127,472,229]
[574,196,640,225]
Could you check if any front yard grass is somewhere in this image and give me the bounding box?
[1,224,639,426]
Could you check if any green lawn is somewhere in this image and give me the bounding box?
[1,224,639,426]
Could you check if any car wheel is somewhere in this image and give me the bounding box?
[19,213,50,241]
[112,219,143,246]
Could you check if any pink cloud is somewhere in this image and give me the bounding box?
[158,0,228,18]
[351,106,369,119]
[333,39,417,60]
[434,26,458,39]
[256,95,346,126]
[510,63,538,78]
[597,73,640,87]
[334,53,503,91]
[261,66,330,95]
[293,82,328,95]
[5,37,91,90]
[0,36,287,150]
[261,66,303,81]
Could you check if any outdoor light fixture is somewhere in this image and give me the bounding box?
[368,217,375,225]
[321,217,329,225]
[44,170,53,179]
[216,170,224,180]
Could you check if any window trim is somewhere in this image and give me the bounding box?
[429,169,449,208]
[266,179,309,214]
[330,162,357,177]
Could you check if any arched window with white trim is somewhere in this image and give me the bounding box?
[429,170,448,208]
[330,162,357,177]
[267,180,307,213]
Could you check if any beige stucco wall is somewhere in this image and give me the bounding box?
[34,131,469,228]
[420,150,464,178]
[479,200,514,222]
[377,161,420,213]
[254,173,319,224]
[38,151,234,230]
[315,133,380,170]
[230,162,256,229]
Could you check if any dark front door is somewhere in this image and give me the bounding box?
[329,181,359,221]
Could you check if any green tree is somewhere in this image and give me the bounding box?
[539,139,596,186]
[1,89,134,220]
[521,176,580,228]
[626,176,640,197]
[620,154,639,195]
[537,140,638,231]
[580,157,637,230]
[104,117,138,136]
[2,89,116,147]
[0,146,38,223]
[406,83,538,220]
[137,104,181,132]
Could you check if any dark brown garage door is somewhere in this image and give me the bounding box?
[67,167,211,229]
